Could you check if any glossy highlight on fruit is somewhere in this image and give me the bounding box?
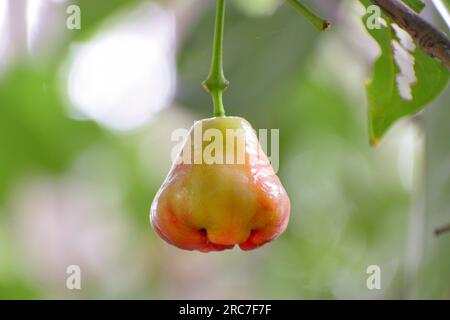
[150,116,290,252]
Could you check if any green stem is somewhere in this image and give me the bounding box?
[211,91,225,117]
[286,0,331,31]
[202,0,229,117]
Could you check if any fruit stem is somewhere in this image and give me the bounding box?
[211,91,225,117]
[202,0,229,117]
[286,0,331,32]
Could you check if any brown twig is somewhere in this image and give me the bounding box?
[371,0,450,69]
[435,223,450,236]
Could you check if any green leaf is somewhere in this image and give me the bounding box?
[360,1,449,144]
[401,0,425,13]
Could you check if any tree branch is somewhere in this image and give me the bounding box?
[371,0,450,69]
[435,223,450,236]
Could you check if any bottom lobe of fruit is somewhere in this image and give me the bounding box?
[153,219,276,252]
[198,229,235,252]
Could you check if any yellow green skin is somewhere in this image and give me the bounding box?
[150,117,290,252]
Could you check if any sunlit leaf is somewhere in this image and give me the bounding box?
[401,0,425,13]
[360,0,449,144]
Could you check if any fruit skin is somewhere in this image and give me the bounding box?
[150,116,290,252]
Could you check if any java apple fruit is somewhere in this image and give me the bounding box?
[150,116,290,252]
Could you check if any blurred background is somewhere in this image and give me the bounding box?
[0,0,449,299]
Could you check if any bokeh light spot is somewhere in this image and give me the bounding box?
[66,3,176,131]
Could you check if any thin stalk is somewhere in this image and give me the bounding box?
[286,0,331,31]
[202,0,229,117]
